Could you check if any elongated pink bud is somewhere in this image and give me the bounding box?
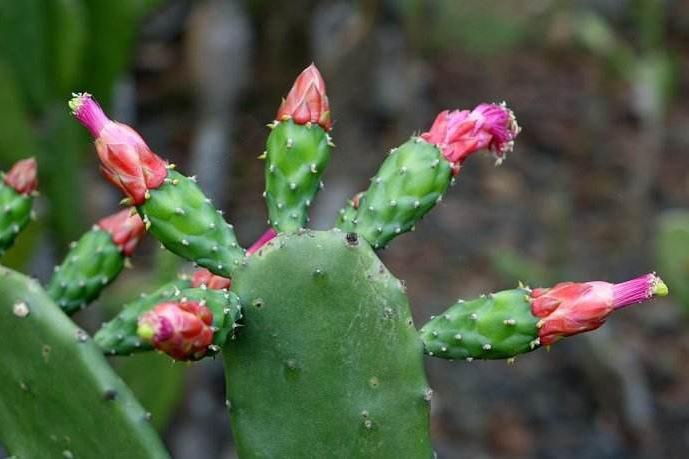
[276,64,332,131]
[4,158,38,195]
[137,301,214,360]
[246,228,277,256]
[421,103,520,174]
[191,268,231,290]
[96,209,145,256]
[69,93,167,205]
[531,273,667,345]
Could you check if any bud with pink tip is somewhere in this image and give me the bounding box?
[531,273,667,345]
[137,300,214,360]
[4,158,38,195]
[276,64,332,131]
[421,102,520,174]
[96,209,145,257]
[191,268,231,290]
[69,93,167,205]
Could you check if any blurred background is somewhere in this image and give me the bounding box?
[1,0,689,457]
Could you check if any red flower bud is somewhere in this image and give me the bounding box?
[4,158,38,195]
[96,209,145,256]
[69,93,167,205]
[531,273,667,346]
[276,64,332,131]
[421,103,520,174]
[246,228,277,256]
[137,300,214,360]
[191,268,231,290]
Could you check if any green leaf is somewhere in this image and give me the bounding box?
[47,0,88,95]
[0,59,37,163]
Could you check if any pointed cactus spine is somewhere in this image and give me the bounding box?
[47,209,145,315]
[264,64,332,233]
[0,158,37,255]
[70,93,245,278]
[336,103,520,248]
[420,273,667,360]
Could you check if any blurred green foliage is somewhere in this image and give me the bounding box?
[656,211,689,310]
[0,0,162,262]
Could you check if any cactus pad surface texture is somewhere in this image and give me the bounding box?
[224,230,432,458]
[0,266,169,459]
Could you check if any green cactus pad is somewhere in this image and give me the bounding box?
[95,281,241,358]
[138,170,245,278]
[336,138,452,249]
[420,288,541,360]
[0,182,33,256]
[0,266,169,459]
[47,228,125,315]
[224,229,432,458]
[264,119,330,232]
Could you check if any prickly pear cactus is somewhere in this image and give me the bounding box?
[224,230,432,458]
[0,64,665,459]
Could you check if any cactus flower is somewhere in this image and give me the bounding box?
[4,158,38,195]
[421,102,520,174]
[531,273,667,346]
[96,209,145,257]
[69,93,167,205]
[191,268,231,290]
[246,228,277,256]
[137,300,214,360]
[276,64,332,131]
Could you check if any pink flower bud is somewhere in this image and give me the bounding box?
[137,301,214,360]
[4,158,38,195]
[276,64,332,131]
[531,273,667,346]
[246,228,277,256]
[191,268,231,290]
[69,93,167,205]
[96,209,145,256]
[420,103,520,174]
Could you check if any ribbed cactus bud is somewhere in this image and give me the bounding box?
[69,93,167,206]
[48,209,145,315]
[3,158,38,195]
[532,272,667,345]
[336,103,520,248]
[137,300,214,360]
[276,63,332,131]
[264,64,332,233]
[96,284,241,358]
[191,268,231,290]
[70,93,245,278]
[420,273,667,360]
[0,158,37,255]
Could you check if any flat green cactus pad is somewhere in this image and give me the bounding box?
[0,266,169,459]
[224,229,432,459]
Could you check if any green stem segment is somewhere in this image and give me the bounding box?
[0,180,34,256]
[138,169,245,278]
[47,228,126,315]
[264,119,331,233]
[336,138,452,249]
[419,288,544,361]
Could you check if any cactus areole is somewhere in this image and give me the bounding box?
[0,64,667,459]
